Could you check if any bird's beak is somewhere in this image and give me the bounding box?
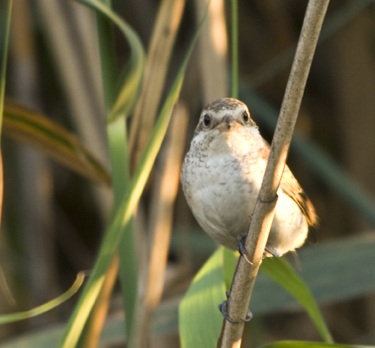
[217,115,234,131]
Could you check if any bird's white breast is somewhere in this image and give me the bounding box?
[181,128,266,248]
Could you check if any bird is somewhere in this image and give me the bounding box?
[180,97,317,257]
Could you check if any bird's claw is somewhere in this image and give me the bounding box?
[237,233,253,265]
[218,300,253,323]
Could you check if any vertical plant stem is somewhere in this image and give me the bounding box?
[129,0,185,166]
[0,0,13,224]
[60,1,146,345]
[230,0,238,99]
[80,5,118,347]
[218,0,330,346]
[129,105,189,348]
[82,2,134,346]
[97,0,137,341]
[0,0,13,132]
[127,2,186,346]
[196,0,228,102]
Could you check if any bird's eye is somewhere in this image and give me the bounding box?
[202,113,212,128]
[242,111,250,123]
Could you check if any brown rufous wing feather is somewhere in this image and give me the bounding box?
[280,166,318,226]
[260,145,318,226]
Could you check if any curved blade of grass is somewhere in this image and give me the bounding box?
[0,272,86,325]
[260,341,373,348]
[76,0,144,122]
[59,5,205,347]
[3,101,110,185]
[261,257,333,343]
[75,0,145,343]
[179,248,226,348]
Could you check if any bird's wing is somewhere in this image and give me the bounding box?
[259,145,317,226]
[280,166,318,226]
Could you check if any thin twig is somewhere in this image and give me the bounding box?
[231,0,238,99]
[217,1,330,347]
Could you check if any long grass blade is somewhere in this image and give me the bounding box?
[129,0,185,164]
[260,341,372,348]
[0,272,86,324]
[0,0,12,130]
[77,0,146,344]
[0,0,13,226]
[76,0,144,122]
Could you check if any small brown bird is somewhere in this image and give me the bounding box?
[181,98,317,257]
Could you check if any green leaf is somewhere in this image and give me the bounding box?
[261,257,333,343]
[0,272,86,325]
[226,233,375,316]
[77,0,145,122]
[179,248,226,348]
[259,341,374,348]
[181,246,332,346]
[3,101,110,185]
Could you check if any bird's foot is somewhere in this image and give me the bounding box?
[259,194,278,204]
[236,233,253,265]
[218,292,253,323]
